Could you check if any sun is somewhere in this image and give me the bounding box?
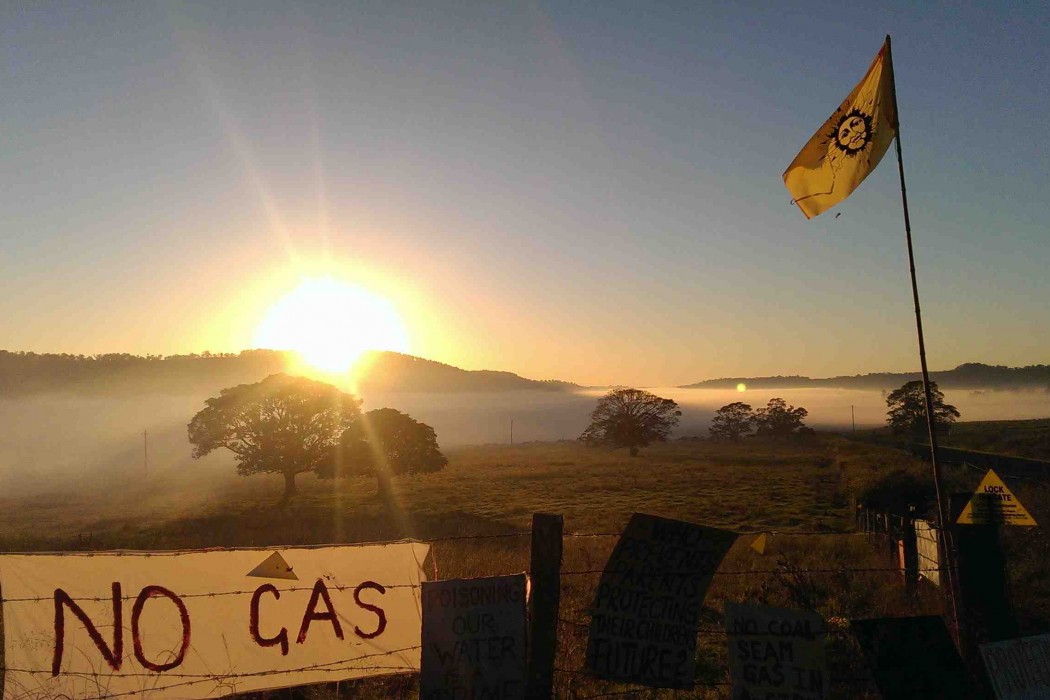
[252,277,410,374]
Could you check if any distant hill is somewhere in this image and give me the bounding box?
[353,351,578,393]
[0,349,578,396]
[681,363,1050,391]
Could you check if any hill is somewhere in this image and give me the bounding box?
[353,351,577,393]
[682,362,1050,391]
[0,349,577,396]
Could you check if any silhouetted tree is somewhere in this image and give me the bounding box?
[709,402,755,442]
[886,380,960,438]
[753,398,808,439]
[187,374,360,508]
[330,408,447,502]
[579,388,681,456]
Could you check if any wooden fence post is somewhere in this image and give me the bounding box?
[526,513,563,700]
[884,512,896,560]
[902,515,918,597]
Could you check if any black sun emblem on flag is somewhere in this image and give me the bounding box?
[829,108,873,156]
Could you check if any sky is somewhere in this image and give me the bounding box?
[2,1,1048,387]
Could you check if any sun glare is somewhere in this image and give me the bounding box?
[737,383,747,392]
[253,277,410,374]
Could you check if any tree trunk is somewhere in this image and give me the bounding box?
[629,446,639,457]
[376,470,395,504]
[278,472,297,509]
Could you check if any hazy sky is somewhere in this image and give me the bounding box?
[3,2,1048,386]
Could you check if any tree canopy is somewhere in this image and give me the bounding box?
[332,408,447,500]
[579,388,681,456]
[187,373,361,507]
[753,398,808,439]
[709,402,754,442]
[886,380,960,438]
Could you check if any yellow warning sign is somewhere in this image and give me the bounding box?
[957,470,1037,526]
[246,551,299,580]
[750,533,768,556]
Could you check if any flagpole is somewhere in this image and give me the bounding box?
[885,34,961,638]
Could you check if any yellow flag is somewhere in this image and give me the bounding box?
[784,39,898,219]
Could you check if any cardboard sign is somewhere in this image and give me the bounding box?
[957,470,1037,526]
[851,616,979,700]
[585,513,737,688]
[420,575,527,700]
[0,543,429,699]
[724,603,828,700]
[981,634,1050,700]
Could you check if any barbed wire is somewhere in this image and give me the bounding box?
[0,582,420,604]
[559,565,942,578]
[4,646,422,696]
[0,526,873,558]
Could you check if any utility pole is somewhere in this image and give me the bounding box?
[510,419,514,445]
[851,405,856,435]
[143,429,148,476]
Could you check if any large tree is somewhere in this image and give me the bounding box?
[709,402,755,442]
[579,388,681,456]
[187,373,360,507]
[330,408,447,502]
[886,380,960,438]
[753,398,808,439]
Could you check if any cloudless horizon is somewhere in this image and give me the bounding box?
[3,2,1048,387]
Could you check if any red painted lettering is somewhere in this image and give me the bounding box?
[297,579,343,644]
[52,583,123,676]
[250,584,289,655]
[131,585,191,672]
[353,581,387,639]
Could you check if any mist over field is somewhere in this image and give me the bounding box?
[2,385,1047,505]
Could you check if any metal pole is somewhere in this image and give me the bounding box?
[851,405,856,435]
[885,34,960,638]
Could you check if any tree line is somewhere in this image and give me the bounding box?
[578,380,960,454]
[189,375,960,507]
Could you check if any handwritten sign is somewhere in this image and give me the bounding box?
[586,513,737,688]
[724,603,828,700]
[981,634,1050,700]
[0,543,429,699]
[420,574,527,700]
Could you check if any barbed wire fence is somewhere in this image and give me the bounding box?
[0,522,954,699]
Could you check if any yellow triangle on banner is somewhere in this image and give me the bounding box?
[246,551,299,580]
[957,470,1037,527]
[750,533,768,556]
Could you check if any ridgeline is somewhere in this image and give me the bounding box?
[681,363,1050,392]
[0,349,577,396]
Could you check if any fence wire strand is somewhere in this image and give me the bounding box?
[0,521,941,695]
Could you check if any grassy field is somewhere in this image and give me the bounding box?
[1,437,953,698]
[941,418,1050,461]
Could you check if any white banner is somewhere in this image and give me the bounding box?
[1,542,429,699]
